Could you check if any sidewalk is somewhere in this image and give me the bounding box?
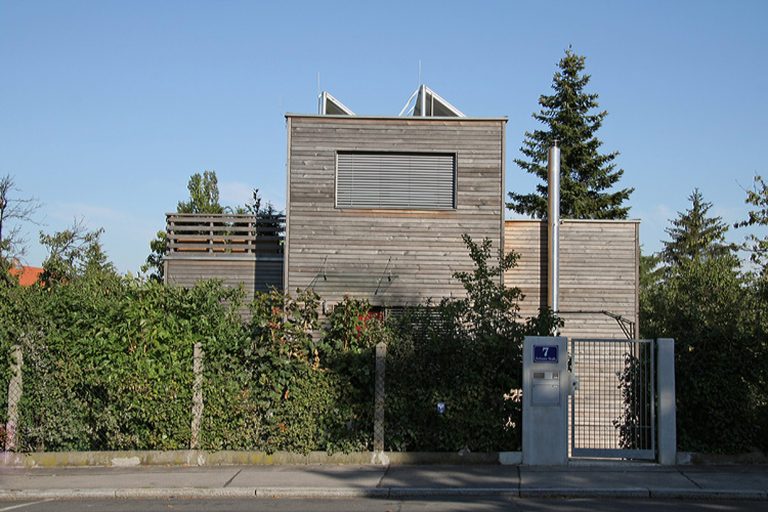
[1,463,767,501]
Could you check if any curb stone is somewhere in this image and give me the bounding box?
[1,487,767,501]
[519,488,649,499]
[386,488,519,498]
[255,488,389,499]
[649,488,768,501]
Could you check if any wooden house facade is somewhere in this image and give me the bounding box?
[284,114,506,308]
[163,90,640,339]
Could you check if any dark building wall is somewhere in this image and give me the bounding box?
[285,115,506,306]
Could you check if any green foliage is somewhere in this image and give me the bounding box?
[385,236,561,452]
[144,170,224,280]
[8,277,246,451]
[201,290,372,453]
[141,231,167,282]
[733,175,768,451]
[2,233,561,454]
[177,170,224,214]
[641,188,767,453]
[507,48,633,219]
[661,189,733,266]
[735,175,768,276]
[39,221,116,285]
[642,257,759,452]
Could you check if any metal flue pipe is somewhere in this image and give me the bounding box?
[547,142,561,312]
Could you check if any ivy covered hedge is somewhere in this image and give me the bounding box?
[1,236,557,453]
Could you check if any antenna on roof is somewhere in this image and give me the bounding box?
[418,60,422,86]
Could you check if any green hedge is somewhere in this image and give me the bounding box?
[642,257,768,453]
[0,236,557,453]
[0,279,379,453]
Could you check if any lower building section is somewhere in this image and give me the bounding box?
[504,219,640,339]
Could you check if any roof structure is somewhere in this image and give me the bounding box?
[317,91,355,115]
[9,265,44,286]
[316,84,465,118]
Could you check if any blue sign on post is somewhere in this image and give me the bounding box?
[533,345,558,363]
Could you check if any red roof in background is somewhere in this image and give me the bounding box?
[9,266,44,286]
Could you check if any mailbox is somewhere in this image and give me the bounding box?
[532,371,560,406]
[522,336,570,465]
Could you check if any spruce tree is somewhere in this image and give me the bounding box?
[661,189,732,266]
[508,48,633,219]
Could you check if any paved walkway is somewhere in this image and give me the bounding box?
[1,463,767,500]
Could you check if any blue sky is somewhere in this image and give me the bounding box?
[1,0,766,273]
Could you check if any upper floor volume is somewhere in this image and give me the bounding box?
[285,85,507,307]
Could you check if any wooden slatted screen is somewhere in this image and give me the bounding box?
[336,152,456,209]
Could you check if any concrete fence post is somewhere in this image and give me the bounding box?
[5,345,23,452]
[190,342,204,450]
[372,342,388,464]
[656,338,676,465]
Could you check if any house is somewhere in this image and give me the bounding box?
[164,86,639,338]
[8,264,44,287]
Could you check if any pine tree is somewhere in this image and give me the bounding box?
[508,48,633,219]
[661,189,732,266]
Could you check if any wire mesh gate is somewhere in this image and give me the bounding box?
[569,338,656,460]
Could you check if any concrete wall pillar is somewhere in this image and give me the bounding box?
[5,345,23,452]
[190,342,204,450]
[656,338,676,465]
[372,342,388,465]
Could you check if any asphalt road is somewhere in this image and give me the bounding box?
[2,498,768,512]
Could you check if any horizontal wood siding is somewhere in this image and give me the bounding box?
[286,116,505,306]
[504,221,547,320]
[166,256,283,299]
[504,220,639,339]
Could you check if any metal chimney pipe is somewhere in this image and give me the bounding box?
[547,142,561,312]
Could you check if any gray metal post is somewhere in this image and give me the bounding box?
[547,143,561,313]
[656,338,676,465]
[372,342,388,464]
[5,345,23,452]
[190,342,204,450]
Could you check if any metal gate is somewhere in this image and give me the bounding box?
[570,338,656,460]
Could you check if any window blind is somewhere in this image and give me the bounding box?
[336,152,455,209]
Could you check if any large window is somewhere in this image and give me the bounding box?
[336,152,456,210]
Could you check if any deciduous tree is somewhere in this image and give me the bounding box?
[0,174,41,280]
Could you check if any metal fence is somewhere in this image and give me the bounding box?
[570,338,656,460]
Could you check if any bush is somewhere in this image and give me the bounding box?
[642,256,762,453]
[385,236,561,452]
[1,235,559,453]
[1,276,247,451]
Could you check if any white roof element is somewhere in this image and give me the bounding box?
[318,91,355,115]
[398,85,465,118]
